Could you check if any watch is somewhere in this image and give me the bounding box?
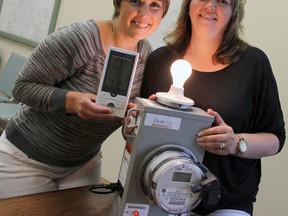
[235,134,248,156]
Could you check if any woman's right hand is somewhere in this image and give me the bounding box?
[148,94,157,100]
[66,91,113,120]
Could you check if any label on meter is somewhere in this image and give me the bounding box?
[118,147,131,187]
[159,188,191,207]
[123,203,150,216]
[144,113,181,130]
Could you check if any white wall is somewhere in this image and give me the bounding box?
[243,1,288,215]
[0,0,114,68]
[0,1,287,215]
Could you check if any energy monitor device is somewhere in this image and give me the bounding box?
[96,46,139,117]
[110,98,220,216]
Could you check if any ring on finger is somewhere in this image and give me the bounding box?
[218,142,226,149]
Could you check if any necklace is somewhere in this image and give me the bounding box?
[111,21,117,47]
[111,21,138,51]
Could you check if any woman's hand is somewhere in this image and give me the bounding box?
[66,91,114,120]
[197,108,237,155]
[121,102,138,125]
[148,94,157,100]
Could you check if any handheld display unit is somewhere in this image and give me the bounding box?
[96,46,139,117]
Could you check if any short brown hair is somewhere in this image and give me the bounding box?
[113,0,170,18]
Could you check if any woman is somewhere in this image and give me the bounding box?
[0,0,170,198]
[141,0,285,215]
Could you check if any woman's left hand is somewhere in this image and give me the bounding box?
[197,108,237,155]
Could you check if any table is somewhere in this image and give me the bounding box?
[0,180,115,216]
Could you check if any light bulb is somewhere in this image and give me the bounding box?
[171,59,192,88]
[155,59,194,110]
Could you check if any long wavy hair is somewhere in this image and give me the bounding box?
[165,0,248,64]
[113,0,170,19]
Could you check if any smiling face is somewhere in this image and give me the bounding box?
[190,0,233,38]
[117,0,164,41]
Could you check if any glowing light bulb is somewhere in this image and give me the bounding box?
[171,59,192,88]
[155,59,194,110]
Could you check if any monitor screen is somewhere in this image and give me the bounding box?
[101,50,136,96]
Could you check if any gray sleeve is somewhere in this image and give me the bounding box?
[12,22,91,115]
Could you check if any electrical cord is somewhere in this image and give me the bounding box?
[89,182,119,194]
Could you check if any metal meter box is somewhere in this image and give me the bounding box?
[110,97,214,216]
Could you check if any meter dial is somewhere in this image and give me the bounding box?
[140,145,205,214]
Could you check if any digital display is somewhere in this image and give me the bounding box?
[102,50,136,96]
[172,172,192,183]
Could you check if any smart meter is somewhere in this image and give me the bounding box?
[140,145,205,214]
[109,98,220,216]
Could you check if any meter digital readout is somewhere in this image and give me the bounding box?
[172,172,192,183]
